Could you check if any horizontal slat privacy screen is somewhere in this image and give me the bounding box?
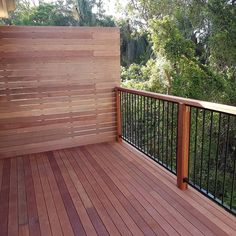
[0,26,120,158]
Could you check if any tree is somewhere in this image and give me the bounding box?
[1,0,115,27]
[75,0,115,26]
[118,19,151,66]
[121,0,236,105]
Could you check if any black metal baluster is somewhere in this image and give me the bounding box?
[147,96,150,154]
[214,113,222,199]
[135,94,138,147]
[124,92,127,140]
[230,120,236,210]
[127,92,129,141]
[206,111,213,194]
[150,97,153,156]
[135,94,138,146]
[170,103,174,172]
[134,93,136,145]
[193,108,199,185]
[188,107,192,181]
[142,95,145,152]
[131,93,134,144]
[149,98,151,157]
[162,100,165,164]
[166,102,169,168]
[152,98,155,157]
[145,96,148,154]
[154,99,157,159]
[138,95,141,149]
[158,100,161,161]
[126,92,129,141]
[122,91,125,137]
[200,110,206,189]
[222,115,230,205]
[175,104,179,172]
[129,93,132,143]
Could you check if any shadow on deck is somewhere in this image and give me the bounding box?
[0,142,236,236]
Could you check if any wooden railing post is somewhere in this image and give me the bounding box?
[115,88,122,142]
[177,103,190,190]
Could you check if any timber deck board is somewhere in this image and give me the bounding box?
[0,142,235,236]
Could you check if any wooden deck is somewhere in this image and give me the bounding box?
[0,142,236,236]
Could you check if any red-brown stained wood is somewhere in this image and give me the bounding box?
[1,142,236,236]
[0,160,3,191]
[23,157,41,236]
[0,159,11,236]
[177,104,190,190]
[116,87,236,115]
[111,144,205,236]
[79,147,156,236]
[41,155,74,236]
[101,144,203,236]
[29,156,52,236]
[47,152,86,236]
[53,150,97,236]
[8,159,18,236]
[92,144,187,235]
[0,26,120,159]
[36,155,63,236]
[17,157,28,230]
[65,149,124,236]
[115,88,122,142]
[117,142,233,236]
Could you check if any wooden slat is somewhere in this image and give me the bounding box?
[0,160,3,191]
[36,155,63,236]
[54,150,99,236]
[23,157,41,236]
[8,158,18,236]
[0,159,11,236]
[0,26,120,159]
[47,151,86,236]
[17,157,29,236]
[41,154,74,236]
[29,155,52,236]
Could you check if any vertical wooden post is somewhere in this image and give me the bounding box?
[177,103,190,190]
[115,88,122,143]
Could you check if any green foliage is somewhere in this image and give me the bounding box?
[149,16,195,62]
[4,0,77,26]
[121,59,170,93]
[207,0,236,69]
[122,15,232,103]
[1,0,115,27]
[76,0,115,26]
[118,19,151,66]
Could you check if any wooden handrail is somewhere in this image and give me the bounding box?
[116,87,236,115]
